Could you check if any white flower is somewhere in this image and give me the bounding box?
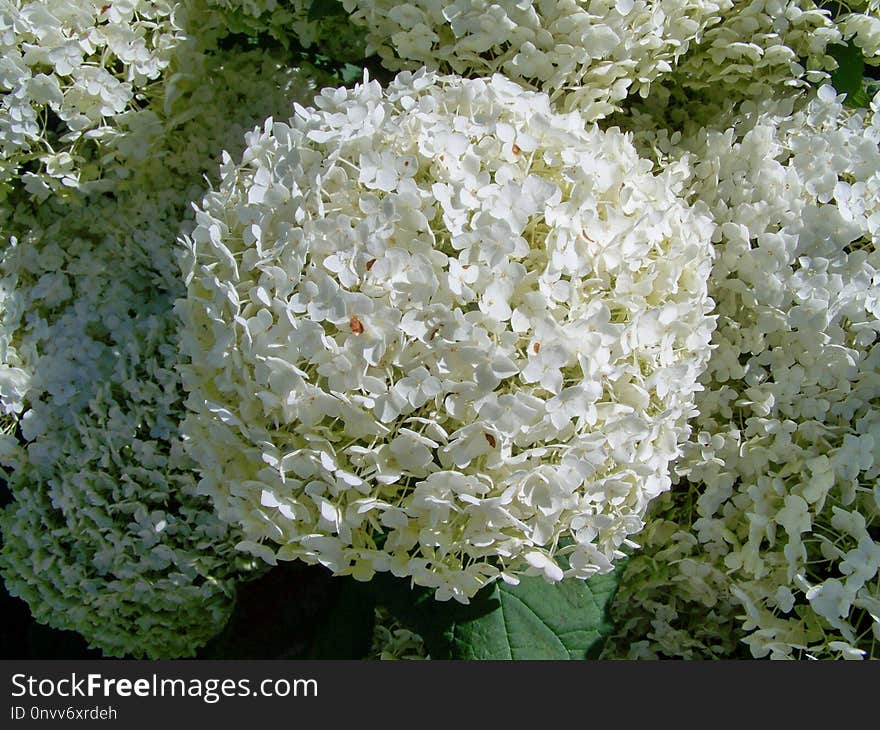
[0,43,319,658]
[341,0,731,119]
[179,70,715,603]
[0,0,182,193]
[807,579,856,622]
[605,85,880,660]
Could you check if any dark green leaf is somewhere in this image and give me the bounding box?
[449,570,623,659]
[829,41,871,109]
[308,0,347,21]
[373,563,626,660]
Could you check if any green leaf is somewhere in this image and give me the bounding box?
[830,41,864,96]
[449,571,624,659]
[372,563,626,660]
[308,0,347,21]
[341,63,364,85]
[829,41,871,109]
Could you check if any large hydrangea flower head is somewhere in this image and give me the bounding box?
[0,0,183,197]
[666,1,880,103]
[0,197,260,658]
[340,0,731,119]
[0,0,343,202]
[178,70,716,603]
[674,0,844,99]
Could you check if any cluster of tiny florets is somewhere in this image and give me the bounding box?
[341,0,731,119]
[3,0,880,661]
[178,70,715,603]
[0,0,183,197]
[604,85,880,660]
[0,45,319,658]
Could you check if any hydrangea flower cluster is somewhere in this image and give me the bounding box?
[600,488,746,658]
[0,301,252,658]
[650,1,880,107]
[0,275,27,420]
[0,0,348,205]
[841,1,880,63]
[178,69,715,603]
[341,1,880,117]
[0,0,183,198]
[0,191,253,658]
[671,1,843,99]
[340,0,730,119]
[604,85,880,660]
[0,45,319,657]
[2,0,878,662]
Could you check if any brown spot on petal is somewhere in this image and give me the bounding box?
[366,258,376,271]
[100,4,111,12]
[533,342,541,354]
[349,315,364,334]
[581,228,594,243]
[512,143,521,155]
[485,433,497,448]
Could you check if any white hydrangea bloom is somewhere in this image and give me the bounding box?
[0,0,183,195]
[0,264,28,417]
[0,0,343,201]
[0,47,321,658]
[838,2,880,62]
[675,1,843,98]
[179,70,715,604]
[340,0,731,119]
[606,85,880,660]
[601,491,744,659]
[0,190,255,658]
[0,313,254,658]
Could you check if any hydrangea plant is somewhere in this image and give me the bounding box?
[0,0,183,199]
[1,0,879,661]
[0,0,357,206]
